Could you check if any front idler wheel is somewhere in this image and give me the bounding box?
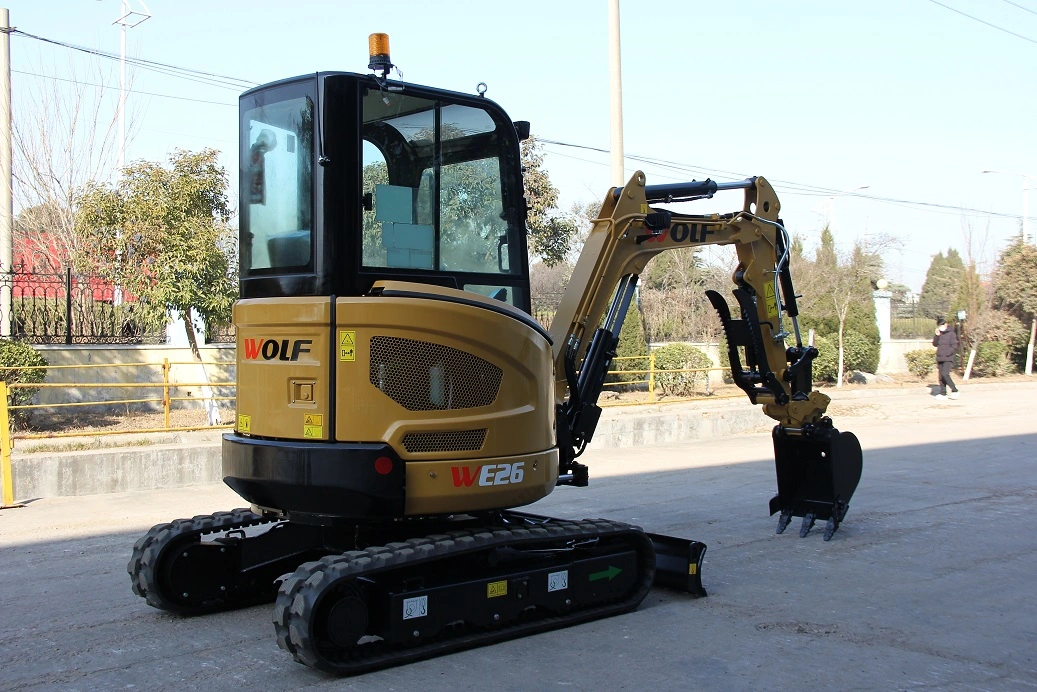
[319,580,370,649]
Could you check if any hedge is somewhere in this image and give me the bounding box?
[652,343,713,397]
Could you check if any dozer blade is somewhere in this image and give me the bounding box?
[769,426,863,540]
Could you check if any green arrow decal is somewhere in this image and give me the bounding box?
[589,565,622,582]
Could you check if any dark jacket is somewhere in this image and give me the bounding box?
[933,328,959,363]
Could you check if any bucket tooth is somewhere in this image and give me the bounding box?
[776,509,792,535]
[798,513,815,537]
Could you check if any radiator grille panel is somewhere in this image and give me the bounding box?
[369,336,502,411]
[402,429,487,453]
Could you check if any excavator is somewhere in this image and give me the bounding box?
[128,35,863,675]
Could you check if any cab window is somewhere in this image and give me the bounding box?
[360,90,519,292]
[241,88,313,273]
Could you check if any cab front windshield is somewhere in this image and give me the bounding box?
[361,89,519,301]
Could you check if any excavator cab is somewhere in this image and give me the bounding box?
[228,68,562,521]
[239,72,530,307]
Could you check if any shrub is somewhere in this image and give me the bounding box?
[971,341,1013,377]
[0,340,49,426]
[812,335,838,382]
[651,343,713,397]
[809,330,879,382]
[904,349,936,379]
[715,335,734,384]
[841,330,880,374]
[983,313,1030,370]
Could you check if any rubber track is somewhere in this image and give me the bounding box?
[127,508,281,614]
[272,517,655,675]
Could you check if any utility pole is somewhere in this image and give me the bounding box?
[1,8,11,338]
[608,0,625,188]
[114,1,151,175]
[112,1,150,306]
[983,169,1034,245]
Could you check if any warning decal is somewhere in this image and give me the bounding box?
[403,595,428,620]
[339,330,356,362]
[237,414,251,434]
[303,413,324,439]
[764,283,779,318]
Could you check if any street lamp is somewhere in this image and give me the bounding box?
[982,169,1034,244]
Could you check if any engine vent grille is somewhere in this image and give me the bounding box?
[369,336,502,411]
[402,429,488,454]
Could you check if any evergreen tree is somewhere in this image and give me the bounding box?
[610,302,648,384]
[919,249,965,320]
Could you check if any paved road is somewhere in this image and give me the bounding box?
[2,382,1036,690]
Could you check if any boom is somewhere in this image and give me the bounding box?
[552,171,861,539]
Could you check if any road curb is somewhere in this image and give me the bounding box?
[9,402,774,499]
[10,378,1033,499]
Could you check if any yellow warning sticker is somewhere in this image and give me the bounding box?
[303,425,323,439]
[689,564,698,575]
[304,414,323,426]
[238,414,251,434]
[339,330,356,362]
[487,580,508,598]
[764,283,779,318]
[640,203,649,214]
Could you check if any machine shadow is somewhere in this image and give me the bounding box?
[3,431,1036,685]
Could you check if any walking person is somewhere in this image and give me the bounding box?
[933,318,960,400]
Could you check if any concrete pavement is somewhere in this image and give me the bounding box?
[1,381,1036,689]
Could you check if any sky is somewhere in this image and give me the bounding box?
[6,0,1037,292]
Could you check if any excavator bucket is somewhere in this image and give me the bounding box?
[770,426,863,541]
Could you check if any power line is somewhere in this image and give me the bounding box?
[999,0,1037,17]
[13,69,237,107]
[539,138,1034,222]
[8,30,1032,224]
[925,0,1037,45]
[11,29,258,90]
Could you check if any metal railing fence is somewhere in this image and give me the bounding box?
[2,265,169,344]
[890,297,935,339]
[601,353,730,404]
[0,360,235,505]
[0,359,234,435]
[0,353,734,505]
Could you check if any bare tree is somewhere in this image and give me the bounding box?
[797,227,893,386]
[640,247,731,345]
[529,260,573,313]
[958,214,994,379]
[11,58,139,270]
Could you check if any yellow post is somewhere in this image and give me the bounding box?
[1,381,23,508]
[163,358,171,430]
[648,352,656,402]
